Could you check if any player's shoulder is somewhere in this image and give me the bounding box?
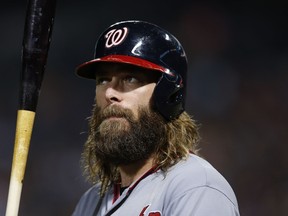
[165,154,238,204]
[168,154,228,184]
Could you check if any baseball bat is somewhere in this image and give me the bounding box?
[5,0,56,215]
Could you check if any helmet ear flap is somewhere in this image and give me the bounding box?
[153,73,185,120]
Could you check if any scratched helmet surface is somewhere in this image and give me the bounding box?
[76,20,188,120]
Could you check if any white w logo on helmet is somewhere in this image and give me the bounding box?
[105,27,128,48]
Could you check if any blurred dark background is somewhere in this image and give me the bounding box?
[0,0,287,215]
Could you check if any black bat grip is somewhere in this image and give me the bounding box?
[19,0,56,111]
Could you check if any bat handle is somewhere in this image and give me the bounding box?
[5,110,35,216]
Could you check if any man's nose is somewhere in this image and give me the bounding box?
[105,79,123,104]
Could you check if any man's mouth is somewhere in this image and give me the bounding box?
[107,116,124,120]
[103,116,127,121]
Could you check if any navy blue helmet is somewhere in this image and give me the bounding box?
[76,20,188,120]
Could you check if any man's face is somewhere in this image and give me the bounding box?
[88,63,165,165]
[95,63,160,121]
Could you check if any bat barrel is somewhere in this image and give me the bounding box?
[20,0,56,111]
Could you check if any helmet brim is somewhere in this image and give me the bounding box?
[76,55,172,79]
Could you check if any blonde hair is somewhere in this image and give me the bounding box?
[81,110,200,196]
[154,111,200,171]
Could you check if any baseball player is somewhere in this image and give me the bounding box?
[72,20,240,216]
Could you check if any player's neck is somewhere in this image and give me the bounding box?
[118,157,155,187]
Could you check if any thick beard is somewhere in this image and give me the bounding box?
[87,105,166,165]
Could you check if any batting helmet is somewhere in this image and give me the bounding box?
[76,20,188,120]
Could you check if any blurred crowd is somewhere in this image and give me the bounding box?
[0,1,287,215]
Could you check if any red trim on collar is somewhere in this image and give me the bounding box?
[113,183,121,203]
[112,166,159,203]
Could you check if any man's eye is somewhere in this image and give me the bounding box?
[124,76,138,83]
[96,77,109,85]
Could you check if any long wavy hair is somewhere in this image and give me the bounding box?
[81,106,200,196]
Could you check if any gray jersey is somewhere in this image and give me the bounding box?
[72,154,240,216]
